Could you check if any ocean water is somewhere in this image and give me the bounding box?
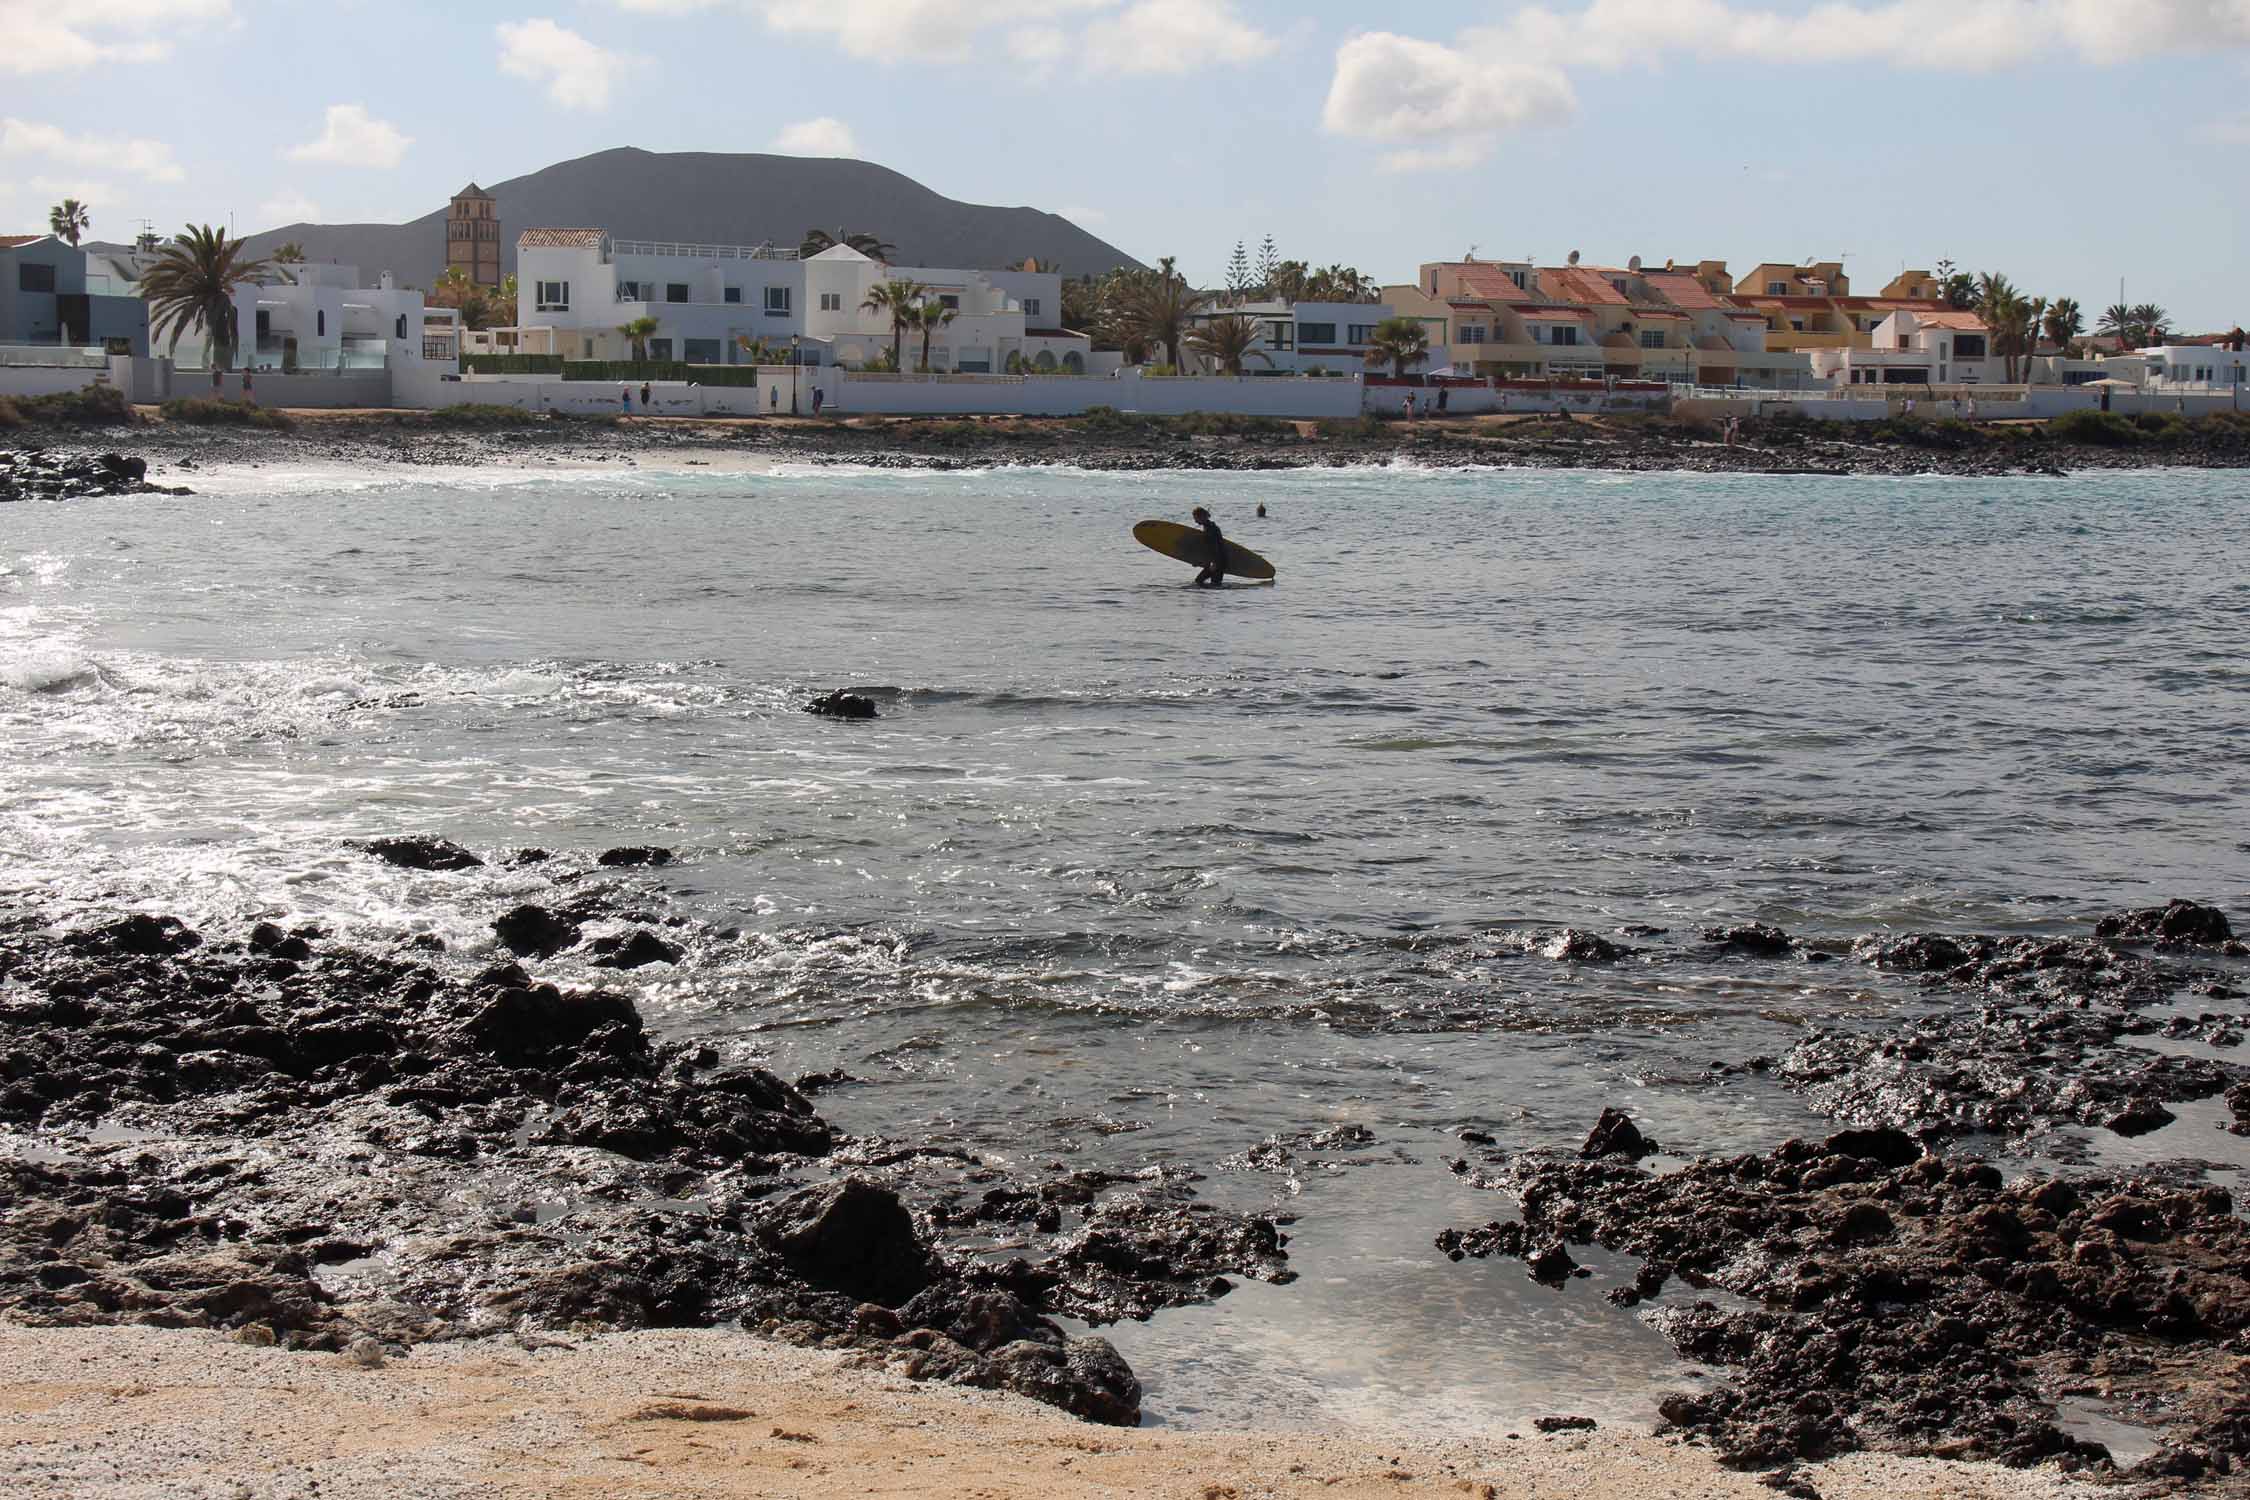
[4,456,2247,1431]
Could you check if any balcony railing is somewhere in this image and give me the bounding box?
[610,238,798,261]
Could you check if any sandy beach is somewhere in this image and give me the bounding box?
[0,1325,2102,1500]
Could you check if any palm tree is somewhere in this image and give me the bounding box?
[2130,303,2172,345]
[1184,313,1271,376]
[433,267,496,331]
[141,225,270,379]
[2043,298,2084,350]
[48,199,90,247]
[271,241,307,264]
[913,298,956,371]
[2097,303,2136,345]
[1972,272,2017,318]
[1941,273,1979,311]
[1365,316,1431,379]
[618,315,660,361]
[802,226,896,261]
[861,279,928,370]
[1118,258,1208,369]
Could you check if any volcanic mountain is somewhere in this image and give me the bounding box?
[232,148,1137,285]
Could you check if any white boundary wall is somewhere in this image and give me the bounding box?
[0,366,104,399]
[395,365,1367,419]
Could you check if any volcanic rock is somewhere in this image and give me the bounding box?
[352,836,484,871]
[804,690,877,720]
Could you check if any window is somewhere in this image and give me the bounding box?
[765,286,791,315]
[724,287,741,304]
[685,338,721,364]
[1263,320,1293,350]
[1789,318,1804,332]
[1509,269,1528,289]
[583,339,595,358]
[317,310,326,337]
[617,280,640,300]
[1023,297,1041,316]
[18,262,56,293]
[1458,325,1487,344]
[1298,321,1337,344]
[396,315,408,339]
[1640,330,1665,349]
[649,338,673,360]
[1954,334,1986,358]
[1549,325,1577,346]
[939,294,959,310]
[666,283,689,303]
[537,280,570,311]
[820,292,841,311]
[1347,324,1377,344]
[1767,281,1789,295]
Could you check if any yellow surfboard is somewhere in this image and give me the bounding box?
[1132,520,1277,582]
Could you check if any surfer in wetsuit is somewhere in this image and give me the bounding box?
[1191,506,1226,587]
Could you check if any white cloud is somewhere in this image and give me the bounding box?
[285,104,412,169]
[759,0,1108,61]
[496,18,634,109]
[1,118,185,182]
[1322,32,1573,168]
[772,116,859,156]
[1327,2,2250,169]
[1082,0,1273,72]
[259,192,323,226]
[757,0,1272,69]
[0,0,232,74]
[1008,24,1068,62]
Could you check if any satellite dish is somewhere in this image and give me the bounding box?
[1567,249,1581,266]
[1628,255,1642,272]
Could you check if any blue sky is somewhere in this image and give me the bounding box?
[3,0,2246,328]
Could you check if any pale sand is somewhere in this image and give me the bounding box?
[0,1326,2104,1500]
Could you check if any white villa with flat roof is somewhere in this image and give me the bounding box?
[501,230,1093,373]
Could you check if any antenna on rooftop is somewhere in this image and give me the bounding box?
[1567,249,1580,266]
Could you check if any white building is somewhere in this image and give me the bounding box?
[1811,309,2006,388]
[2138,340,2250,391]
[506,230,1091,373]
[88,247,457,370]
[1188,300,1412,376]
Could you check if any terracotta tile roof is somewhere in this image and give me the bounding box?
[1632,308,1689,320]
[1641,271,1724,310]
[517,228,608,249]
[0,234,47,249]
[1519,308,1591,321]
[1540,267,1630,306]
[1913,310,1988,331]
[1456,267,1531,300]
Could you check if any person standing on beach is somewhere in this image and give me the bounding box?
[812,387,825,417]
[1191,506,1227,588]
[1403,391,1416,421]
[241,367,254,406]
[640,381,652,413]
[621,385,631,415]
[1437,385,1449,414]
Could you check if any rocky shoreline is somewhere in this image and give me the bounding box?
[1440,902,2250,1492]
[4,841,2248,1489]
[4,403,2248,491]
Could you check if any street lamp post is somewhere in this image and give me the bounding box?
[791,333,801,415]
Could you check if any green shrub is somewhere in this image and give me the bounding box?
[461,354,564,376]
[160,397,294,429]
[2046,409,2140,446]
[0,384,134,427]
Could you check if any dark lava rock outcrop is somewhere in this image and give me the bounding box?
[804,690,878,721]
[1440,1125,2250,1478]
[0,447,188,502]
[350,835,484,871]
[0,904,1284,1428]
